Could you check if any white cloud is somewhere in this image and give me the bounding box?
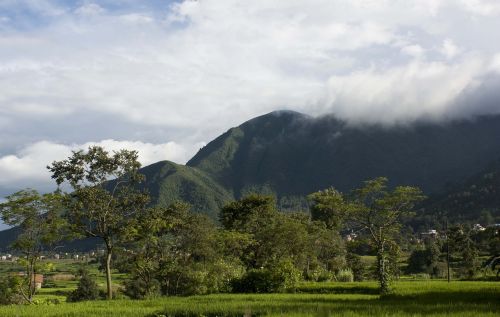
[460,0,500,16]
[74,3,105,16]
[1,0,500,194]
[0,0,497,133]
[401,44,425,58]
[491,53,500,72]
[324,58,487,123]
[440,39,460,59]
[0,139,199,192]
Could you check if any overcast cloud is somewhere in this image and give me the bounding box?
[1,0,500,209]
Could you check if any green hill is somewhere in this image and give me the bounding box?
[139,160,233,219]
[3,110,500,251]
[419,159,500,224]
[188,111,500,198]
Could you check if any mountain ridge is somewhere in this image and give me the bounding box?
[2,110,500,251]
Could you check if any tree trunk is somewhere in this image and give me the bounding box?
[377,240,390,295]
[105,247,113,300]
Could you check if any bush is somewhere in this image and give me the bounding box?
[66,268,100,302]
[232,259,301,293]
[316,270,334,282]
[0,275,23,305]
[157,260,245,296]
[430,262,451,279]
[231,269,277,293]
[336,269,354,282]
[204,259,245,293]
[346,253,365,281]
[124,277,161,299]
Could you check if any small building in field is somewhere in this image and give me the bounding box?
[15,273,44,289]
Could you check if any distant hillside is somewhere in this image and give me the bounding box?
[419,159,500,224]
[139,161,232,219]
[3,110,500,251]
[188,111,500,198]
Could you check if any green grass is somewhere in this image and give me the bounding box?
[0,280,498,316]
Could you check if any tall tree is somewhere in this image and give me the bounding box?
[0,190,67,303]
[309,178,424,294]
[346,178,424,294]
[47,146,149,299]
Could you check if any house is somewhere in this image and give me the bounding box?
[420,229,438,239]
[473,224,486,232]
[15,273,44,289]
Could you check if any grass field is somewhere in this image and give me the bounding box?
[0,280,498,317]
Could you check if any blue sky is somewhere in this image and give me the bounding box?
[1,0,500,230]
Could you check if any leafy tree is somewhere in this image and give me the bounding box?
[346,253,365,281]
[124,202,243,297]
[220,194,276,232]
[0,190,67,303]
[47,146,149,299]
[449,225,480,279]
[406,240,441,276]
[67,268,100,302]
[309,178,424,294]
[0,275,22,305]
[309,188,345,230]
[345,178,424,294]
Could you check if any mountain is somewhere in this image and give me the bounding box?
[139,160,232,219]
[3,110,500,251]
[418,158,500,224]
[187,110,500,198]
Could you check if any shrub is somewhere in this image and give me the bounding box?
[232,259,301,293]
[124,277,161,299]
[66,268,100,302]
[0,275,23,305]
[231,269,277,293]
[346,253,365,281]
[336,269,354,282]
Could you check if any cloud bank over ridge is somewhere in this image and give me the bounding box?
[1,0,500,197]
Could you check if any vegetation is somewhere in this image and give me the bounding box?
[1,142,499,315]
[0,280,497,316]
[67,268,100,302]
[0,190,67,303]
[48,146,150,299]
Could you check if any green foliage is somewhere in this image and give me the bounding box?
[346,253,366,281]
[336,269,354,282]
[232,259,301,293]
[48,146,150,300]
[219,194,276,232]
[123,277,161,300]
[0,189,67,303]
[141,161,233,220]
[449,225,480,279]
[406,240,442,277]
[309,177,424,294]
[420,159,500,223]
[308,188,345,230]
[67,268,100,302]
[0,275,22,305]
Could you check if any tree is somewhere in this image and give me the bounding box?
[220,194,276,232]
[47,146,149,299]
[448,224,480,279]
[67,267,100,302]
[0,190,67,303]
[309,188,345,230]
[309,178,424,294]
[347,178,424,293]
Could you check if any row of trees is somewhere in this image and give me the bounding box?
[0,146,498,304]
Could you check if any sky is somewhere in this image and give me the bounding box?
[1,0,500,207]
